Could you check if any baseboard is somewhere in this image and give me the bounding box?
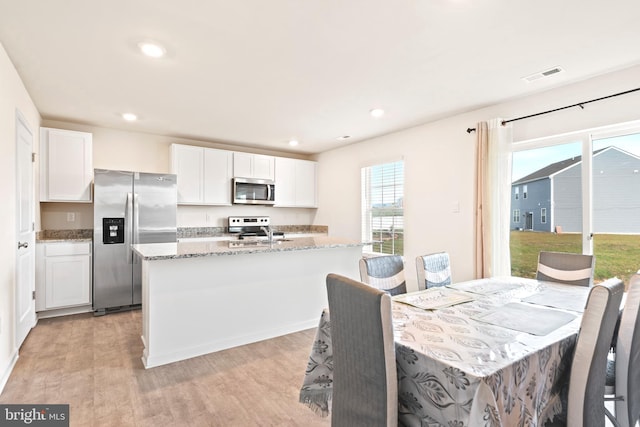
[37,305,92,319]
[0,349,19,395]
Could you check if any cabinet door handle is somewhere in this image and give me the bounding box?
[18,241,28,249]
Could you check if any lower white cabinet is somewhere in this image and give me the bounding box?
[36,241,92,313]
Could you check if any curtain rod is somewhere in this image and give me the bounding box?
[466,87,640,134]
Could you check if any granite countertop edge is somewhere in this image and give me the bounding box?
[36,237,93,243]
[132,237,370,261]
[35,225,329,243]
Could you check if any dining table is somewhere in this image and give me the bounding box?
[299,276,593,427]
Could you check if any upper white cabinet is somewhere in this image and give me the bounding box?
[170,144,233,205]
[233,152,275,180]
[170,144,316,207]
[274,157,317,208]
[40,127,93,202]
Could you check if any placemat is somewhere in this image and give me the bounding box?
[522,287,589,312]
[393,288,474,310]
[447,279,521,295]
[472,302,577,336]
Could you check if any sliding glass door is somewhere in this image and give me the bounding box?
[591,132,640,287]
[509,122,640,287]
[510,141,583,278]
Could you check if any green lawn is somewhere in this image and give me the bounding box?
[371,231,404,255]
[510,231,640,287]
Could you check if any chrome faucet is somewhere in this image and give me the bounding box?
[260,226,273,243]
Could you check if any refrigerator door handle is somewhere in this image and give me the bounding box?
[133,192,140,245]
[126,192,133,264]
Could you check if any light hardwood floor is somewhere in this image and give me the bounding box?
[0,310,331,426]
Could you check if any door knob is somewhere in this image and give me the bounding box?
[18,241,28,249]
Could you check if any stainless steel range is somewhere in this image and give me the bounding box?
[227,216,284,240]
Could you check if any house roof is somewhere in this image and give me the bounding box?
[512,147,616,185]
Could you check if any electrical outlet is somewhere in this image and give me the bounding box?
[67,212,75,222]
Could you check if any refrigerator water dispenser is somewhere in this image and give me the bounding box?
[102,217,125,244]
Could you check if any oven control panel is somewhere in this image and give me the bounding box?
[228,216,271,234]
[228,216,270,226]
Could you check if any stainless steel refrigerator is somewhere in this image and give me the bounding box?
[93,169,177,314]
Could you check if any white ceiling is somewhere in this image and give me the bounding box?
[1,1,640,154]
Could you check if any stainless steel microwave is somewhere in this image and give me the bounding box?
[233,177,275,205]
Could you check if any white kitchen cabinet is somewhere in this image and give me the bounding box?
[233,152,275,180]
[294,159,318,207]
[40,127,93,202]
[171,144,233,205]
[36,241,92,313]
[275,157,296,205]
[171,144,203,203]
[274,157,317,208]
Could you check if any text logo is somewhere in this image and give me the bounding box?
[0,405,69,426]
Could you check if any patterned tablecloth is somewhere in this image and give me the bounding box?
[299,277,590,427]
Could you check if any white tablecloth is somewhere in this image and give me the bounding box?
[300,277,587,426]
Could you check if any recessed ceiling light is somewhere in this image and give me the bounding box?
[122,113,138,121]
[138,41,166,58]
[288,140,299,146]
[337,135,351,141]
[369,108,385,118]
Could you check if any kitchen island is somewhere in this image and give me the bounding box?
[132,236,366,368]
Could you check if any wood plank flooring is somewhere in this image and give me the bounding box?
[0,310,331,426]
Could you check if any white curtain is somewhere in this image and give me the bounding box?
[475,118,513,278]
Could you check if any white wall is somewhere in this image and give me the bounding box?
[4,35,640,381]
[315,64,640,292]
[40,120,318,229]
[0,42,41,389]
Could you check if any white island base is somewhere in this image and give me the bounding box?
[140,244,361,368]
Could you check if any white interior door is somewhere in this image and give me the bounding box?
[15,111,36,348]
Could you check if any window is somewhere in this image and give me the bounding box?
[361,160,404,255]
[515,187,519,199]
[513,209,520,223]
[523,185,528,199]
[509,123,640,286]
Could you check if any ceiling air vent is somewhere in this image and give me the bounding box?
[522,66,565,83]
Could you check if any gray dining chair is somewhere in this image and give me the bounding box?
[415,252,451,290]
[604,273,640,427]
[326,273,398,427]
[359,255,407,296]
[563,278,624,427]
[536,251,595,287]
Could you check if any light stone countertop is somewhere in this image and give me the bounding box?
[36,229,93,243]
[132,236,368,261]
[36,237,93,243]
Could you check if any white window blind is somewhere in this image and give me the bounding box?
[361,160,404,255]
